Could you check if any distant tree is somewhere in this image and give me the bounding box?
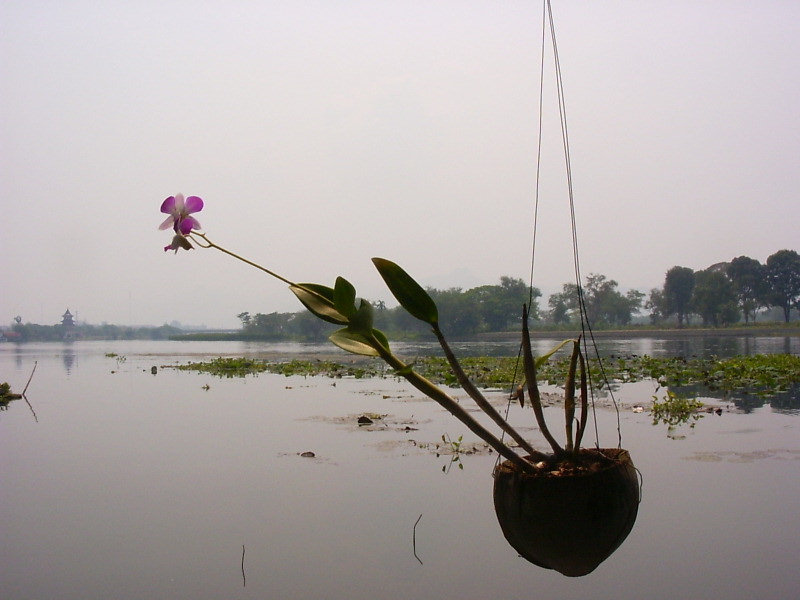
[547,290,572,324]
[467,276,540,331]
[240,312,293,338]
[237,311,251,329]
[582,273,644,326]
[726,256,768,323]
[428,287,482,336]
[288,310,335,341]
[663,266,695,327]
[621,289,646,324]
[384,301,430,336]
[548,284,580,324]
[691,269,739,327]
[546,274,643,327]
[645,287,667,324]
[765,249,800,322]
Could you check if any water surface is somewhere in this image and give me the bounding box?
[1,340,798,599]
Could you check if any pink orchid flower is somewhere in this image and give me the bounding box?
[159,193,203,235]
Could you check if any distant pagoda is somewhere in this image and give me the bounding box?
[61,308,77,340]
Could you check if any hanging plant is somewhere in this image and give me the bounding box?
[159,206,640,575]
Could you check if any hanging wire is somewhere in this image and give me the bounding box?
[500,0,549,466]
[505,0,623,451]
[528,0,548,302]
[545,0,622,448]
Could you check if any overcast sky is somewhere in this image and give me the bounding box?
[2,1,798,329]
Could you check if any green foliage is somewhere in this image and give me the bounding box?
[290,283,349,325]
[691,268,739,327]
[8,322,182,342]
[650,390,705,430]
[727,256,769,323]
[466,276,539,330]
[633,354,800,398]
[766,249,800,323]
[174,357,271,377]
[329,326,389,357]
[333,277,358,320]
[440,433,465,472]
[372,258,438,325]
[645,287,667,324]
[407,353,800,400]
[426,287,482,335]
[545,274,642,327]
[663,266,695,327]
[650,251,800,327]
[234,274,542,341]
[173,357,381,379]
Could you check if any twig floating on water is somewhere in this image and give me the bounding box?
[241,544,246,587]
[413,513,423,565]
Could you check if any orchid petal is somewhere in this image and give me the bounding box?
[173,193,185,213]
[160,196,177,215]
[178,216,201,235]
[158,215,176,230]
[184,195,204,214]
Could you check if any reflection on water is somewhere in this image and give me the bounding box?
[669,381,800,415]
[62,345,76,374]
[395,334,800,360]
[1,339,799,599]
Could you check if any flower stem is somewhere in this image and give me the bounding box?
[190,232,295,287]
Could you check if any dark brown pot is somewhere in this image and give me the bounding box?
[493,448,640,577]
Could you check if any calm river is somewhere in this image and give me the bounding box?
[1,337,799,600]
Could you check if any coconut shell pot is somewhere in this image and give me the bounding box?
[493,448,639,577]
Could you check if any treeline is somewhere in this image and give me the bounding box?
[646,249,800,327]
[238,248,799,340]
[238,276,540,340]
[6,322,182,342]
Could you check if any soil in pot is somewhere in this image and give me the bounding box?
[493,448,640,577]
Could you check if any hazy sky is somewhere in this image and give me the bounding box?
[2,1,798,329]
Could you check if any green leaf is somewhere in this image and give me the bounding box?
[349,299,374,335]
[372,257,438,324]
[333,277,358,320]
[534,338,575,369]
[368,327,391,354]
[329,328,380,356]
[290,283,349,325]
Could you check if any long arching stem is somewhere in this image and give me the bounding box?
[189,232,295,287]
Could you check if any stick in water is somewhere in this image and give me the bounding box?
[22,361,38,395]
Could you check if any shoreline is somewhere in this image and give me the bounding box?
[478,326,800,341]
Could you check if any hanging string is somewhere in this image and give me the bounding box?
[504,0,623,451]
[528,0,547,302]
[544,0,622,448]
[500,1,550,465]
